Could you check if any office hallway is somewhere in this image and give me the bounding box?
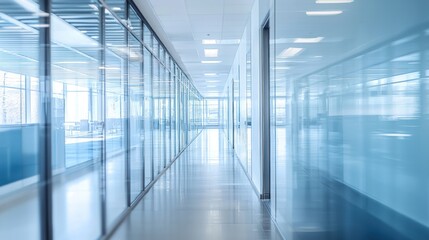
[110,129,282,240]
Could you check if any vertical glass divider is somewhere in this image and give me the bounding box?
[124,2,131,207]
[141,18,146,191]
[99,3,107,236]
[38,0,53,239]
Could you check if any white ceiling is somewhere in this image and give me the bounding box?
[144,0,255,97]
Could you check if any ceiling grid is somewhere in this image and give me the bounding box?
[144,0,255,97]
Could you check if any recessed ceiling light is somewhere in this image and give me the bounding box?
[3,26,22,30]
[99,66,120,70]
[294,37,324,43]
[29,24,49,28]
[204,49,219,58]
[306,10,343,16]
[274,66,290,70]
[201,60,222,64]
[112,7,121,11]
[219,39,241,44]
[202,39,241,45]
[279,48,304,58]
[316,0,353,3]
[202,39,217,45]
[204,73,217,76]
[56,61,89,64]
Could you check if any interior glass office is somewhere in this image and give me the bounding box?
[0,0,203,239]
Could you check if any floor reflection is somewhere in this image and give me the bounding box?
[111,129,282,240]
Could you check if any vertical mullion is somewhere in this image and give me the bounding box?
[38,0,53,240]
[150,52,155,182]
[261,19,271,200]
[163,67,167,167]
[99,3,107,236]
[125,1,131,207]
[141,18,146,191]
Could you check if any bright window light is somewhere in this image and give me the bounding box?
[202,39,217,45]
[279,48,304,58]
[306,10,343,16]
[112,7,121,11]
[316,0,353,3]
[294,37,324,43]
[201,60,222,64]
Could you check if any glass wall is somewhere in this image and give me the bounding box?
[221,0,429,239]
[270,0,429,239]
[221,24,253,180]
[0,0,204,239]
[0,0,42,239]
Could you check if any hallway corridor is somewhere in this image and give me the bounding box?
[110,129,282,240]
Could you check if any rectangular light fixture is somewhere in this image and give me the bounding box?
[201,60,222,64]
[306,10,343,16]
[204,49,219,58]
[56,61,89,64]
[279,48,304,58]
[204,73,217,77]
[316,0,353,3]
[29,24,50,28]
[3,26,22,30]
[202,39,241,45]
[202,39,217,45]
[99,66,120,70]
[294,37,324,43]
[219,39,240,44]
[274,66,290,70]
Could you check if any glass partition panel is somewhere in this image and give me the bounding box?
[152,57,161,174]
[143,23,152,50]
[50,1,102,239]
[0,1,41,238]
[160,65,167,167]
[105,10,127,227]
[143,48,153,187]
[128,6,141,39]
[128,34,143,202]
[105,0,125,20]
[272,0,429,238]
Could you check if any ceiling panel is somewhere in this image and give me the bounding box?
[147,0,255,96]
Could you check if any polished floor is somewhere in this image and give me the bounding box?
[110,129,283,240]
